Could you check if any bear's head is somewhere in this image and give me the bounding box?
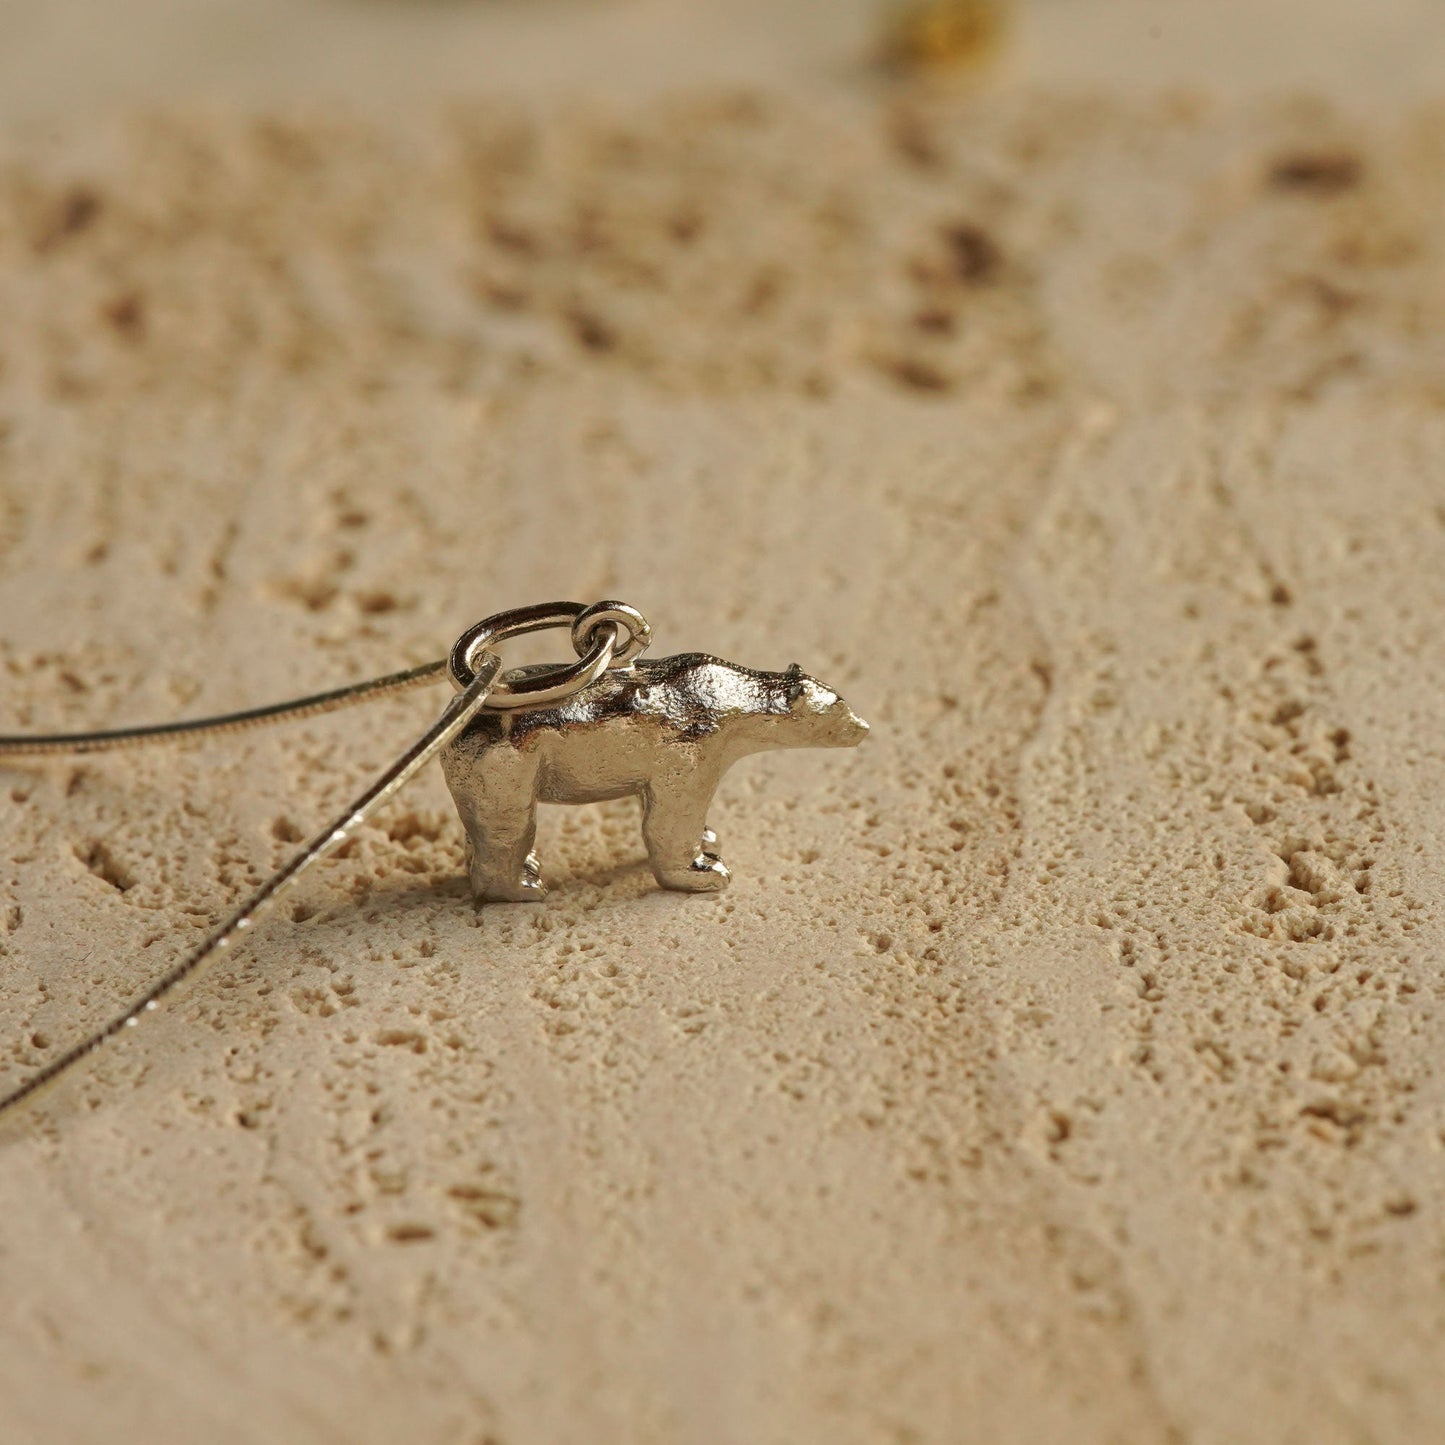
[780,663,870,748]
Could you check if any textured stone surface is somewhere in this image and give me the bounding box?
[1,63,1444,1445]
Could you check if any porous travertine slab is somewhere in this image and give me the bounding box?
[1,77,1444,1445]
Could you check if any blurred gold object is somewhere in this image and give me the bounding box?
[877,0,1012,74]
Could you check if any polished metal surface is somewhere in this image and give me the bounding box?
[442,648,870,902]
[448,598,645,705]
[570,600,651,664]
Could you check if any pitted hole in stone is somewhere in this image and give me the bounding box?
[78,839,137,892]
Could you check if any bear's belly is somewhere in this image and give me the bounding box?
[535,775,643,805]
[532,741,652,803]
[527,717,699,804]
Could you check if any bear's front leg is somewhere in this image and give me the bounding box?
[442,746,547,903]
[642,784,729,893]
[460,802,544,903]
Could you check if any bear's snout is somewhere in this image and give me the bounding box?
[828,702,870,747]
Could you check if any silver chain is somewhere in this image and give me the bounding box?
[0,658,449,757]
[0,656,500,1120]
[0,600,652,1120]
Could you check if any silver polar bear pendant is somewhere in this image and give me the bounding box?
[0,597,870,1114]
[441,601,870,902]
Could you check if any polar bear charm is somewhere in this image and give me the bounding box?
[440,650,869,903]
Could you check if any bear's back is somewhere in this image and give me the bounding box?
[451,652,783,753]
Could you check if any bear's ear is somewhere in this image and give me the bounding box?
[784,662,806,705]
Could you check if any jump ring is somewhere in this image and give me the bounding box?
[448,601,639,710]
[571,601,651,668]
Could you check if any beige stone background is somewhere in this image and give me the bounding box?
[2,2,1445,1442]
